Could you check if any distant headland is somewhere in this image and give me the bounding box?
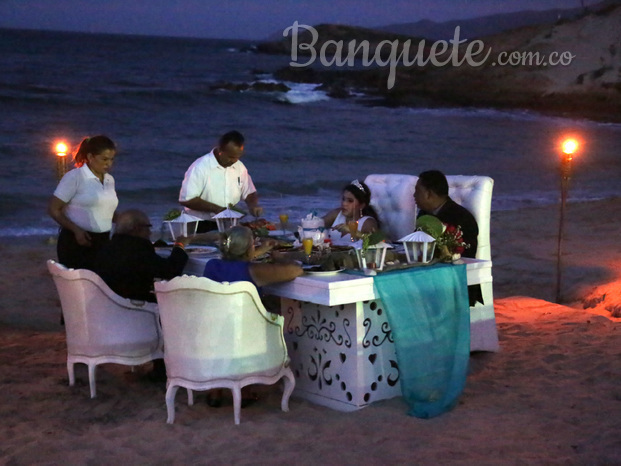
[253,4,621,123]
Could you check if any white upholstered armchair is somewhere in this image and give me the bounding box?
[154,275,295,424]
[364,174,499,352]
[47,260,164,398]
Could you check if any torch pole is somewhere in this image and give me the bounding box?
[56,154,68,181]
[555,157,571,303]
[53,141,69,326]
[54,141,69,182]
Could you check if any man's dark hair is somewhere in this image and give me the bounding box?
[219,130,245,148]
[418,170,449,197]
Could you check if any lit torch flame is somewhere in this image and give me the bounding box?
[561,138,578,160]
[55,142,68,157]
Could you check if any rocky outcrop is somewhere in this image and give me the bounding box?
[210,81,291,93]
[260,5,621,122]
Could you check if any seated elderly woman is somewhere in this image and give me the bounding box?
[202,225,302,408]
[203,225,303,288]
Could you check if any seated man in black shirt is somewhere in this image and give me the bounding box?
[94,209,189,303]
[414,170,482,305]
[93,209,190,381]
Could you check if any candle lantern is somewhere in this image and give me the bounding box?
[54,141,69,181]
[399,231,436,264]
[163,212,202,241]
[213,208,244,232]
[355,242,393,271]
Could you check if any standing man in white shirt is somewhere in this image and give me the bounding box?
[178,130,263,232]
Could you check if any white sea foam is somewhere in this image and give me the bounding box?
[0,226,58,238]
[250,78,330,103]
[276,82,330,104]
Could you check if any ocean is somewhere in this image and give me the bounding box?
[1,28,620,238]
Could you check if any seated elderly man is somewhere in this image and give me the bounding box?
[414,170,482,305]
[94,209,190,303]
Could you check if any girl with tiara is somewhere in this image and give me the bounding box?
[323,179,381,246]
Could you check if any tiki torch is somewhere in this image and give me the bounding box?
[55,141,68,181]
[555,137,579,303]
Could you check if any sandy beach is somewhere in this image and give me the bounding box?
[1,199,620,464]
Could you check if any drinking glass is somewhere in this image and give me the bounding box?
[279,213,289,235]
[347,220,358,242]
[302,237,313,258]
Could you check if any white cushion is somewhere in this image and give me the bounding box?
[364,174,418,242]
[446,175,493,261]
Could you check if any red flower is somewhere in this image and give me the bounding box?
[437,223,469,256]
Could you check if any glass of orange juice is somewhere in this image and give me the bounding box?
[347,220,358,241]
[302,237,313,257]
[279,213,289,235]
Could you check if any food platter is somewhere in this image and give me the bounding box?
[185,245,218,254]
[268,230,295,239]
[304,268,345,276]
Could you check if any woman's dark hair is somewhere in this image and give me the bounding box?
[73,135,116,167]
[344,179,381,228]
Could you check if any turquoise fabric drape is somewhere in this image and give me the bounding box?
[373,263,470,418]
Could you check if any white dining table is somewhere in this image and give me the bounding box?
[177,248,496,412]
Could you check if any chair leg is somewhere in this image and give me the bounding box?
[187,389,194,406]
[67,360,75,387]
[165,384,179,424]
[281,369,295,413]
[231,386,242,425]
[88,363,97,398]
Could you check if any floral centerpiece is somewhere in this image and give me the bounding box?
[416,215,469,262]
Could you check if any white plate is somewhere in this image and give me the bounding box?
[185,246,218,254]
[305,268,345,276]
[268,230,295,238]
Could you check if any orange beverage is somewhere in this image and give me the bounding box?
[347,220,358,240]
[302,237,313,255]
[279,213,289,234]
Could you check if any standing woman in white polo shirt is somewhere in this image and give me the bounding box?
[48,135,118,270]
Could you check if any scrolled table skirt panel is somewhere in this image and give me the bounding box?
[282,297,402,411]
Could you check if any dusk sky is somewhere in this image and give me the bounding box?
[0,0,596,40]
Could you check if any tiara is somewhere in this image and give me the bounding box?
[351,179,365,193]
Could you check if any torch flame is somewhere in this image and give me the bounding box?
[55,142,68,157]
[561,139,578,156]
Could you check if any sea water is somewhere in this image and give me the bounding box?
[1,28,620,237]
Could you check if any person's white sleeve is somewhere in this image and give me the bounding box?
[53,170,78,203]
[240,170,256,200]
[179,163,204,202]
